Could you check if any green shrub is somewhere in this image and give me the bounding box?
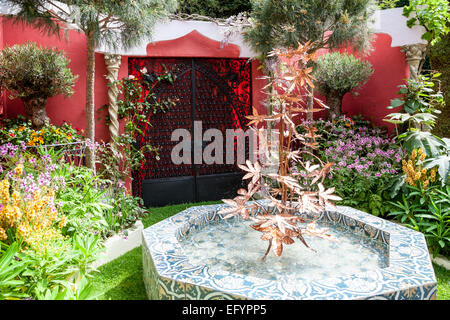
[313,52,373,120]
[429,30,450,138]
[0,42,77,129]
[176,0,251,18]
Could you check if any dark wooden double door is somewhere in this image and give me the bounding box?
[128,57,252,207]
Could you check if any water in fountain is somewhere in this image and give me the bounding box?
[179,216,388,282]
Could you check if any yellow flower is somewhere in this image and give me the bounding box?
[0,227,7,241]
[58,215,67,228]
[414,172,421,181]
[13,164,23,177]
[417,148,423,155]
[420,152,426,161]
[17,222,31,239]
[407,164,414,174]
[411,149,417,161]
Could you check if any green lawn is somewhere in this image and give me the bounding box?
[91,201,221,300]
[90,202,450,300]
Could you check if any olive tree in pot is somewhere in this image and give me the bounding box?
[313,52,373,120]
[0,42,77,129]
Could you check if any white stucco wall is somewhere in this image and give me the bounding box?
[96,8,427,56]
[0,2,426,56]
[97,19,256,57]
[372,7,427,47]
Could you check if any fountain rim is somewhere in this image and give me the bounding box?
[142,201,437,300]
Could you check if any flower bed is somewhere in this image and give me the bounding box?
[296,116,404,217]
[0,134,148,299]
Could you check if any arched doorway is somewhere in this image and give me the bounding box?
[129,57,252,207]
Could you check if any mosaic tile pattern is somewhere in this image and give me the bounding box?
[142,201,437,300]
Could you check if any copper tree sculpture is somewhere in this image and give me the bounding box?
[219,43,341,261]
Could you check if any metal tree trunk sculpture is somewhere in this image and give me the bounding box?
[219,43,341,261]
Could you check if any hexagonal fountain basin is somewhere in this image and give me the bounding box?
[142,201,437,300]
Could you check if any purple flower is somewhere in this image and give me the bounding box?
[37,172,51,187]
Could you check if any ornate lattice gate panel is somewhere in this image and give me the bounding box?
[128,57,252,207]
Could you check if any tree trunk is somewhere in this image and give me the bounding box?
[325,90,344,121]
[85,33,96,173]
[23,97,49,130]
[306,84,314,121]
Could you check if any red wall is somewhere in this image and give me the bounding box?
[0,18,408,139]
[314,33,408,129]
[0,17,124,143]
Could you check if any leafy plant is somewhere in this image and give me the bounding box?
[55,164,111,237]
[423,138,450,186]
[386,73,444,123]
[403,0,450,45]
[313,52,374,120]
[0,42,77,129]
[428,29,450,138]
[102,191,147,235]
[402,0,450,76]
[384,73,447,157]
[71,234,104,276]
[33,275,101,300]
[389,184,450,256]
[0,242,27,300]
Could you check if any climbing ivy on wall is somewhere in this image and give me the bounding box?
[176,0,251,18]
[378,0,409,8]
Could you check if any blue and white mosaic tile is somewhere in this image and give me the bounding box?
[142,201,437,300]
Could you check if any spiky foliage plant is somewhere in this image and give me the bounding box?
[219,43,341,261]
[243,0,377,121]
